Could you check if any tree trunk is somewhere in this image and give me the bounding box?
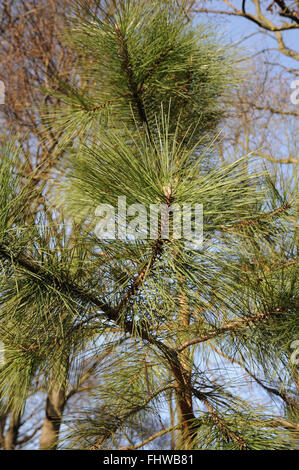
[3,412,21,450]
[176,289,194,450]
[39,387,66,450]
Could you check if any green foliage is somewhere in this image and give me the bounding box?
[0,0,297,450]
[45,0,239,147]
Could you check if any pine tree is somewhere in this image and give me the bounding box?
[0,0,298,450]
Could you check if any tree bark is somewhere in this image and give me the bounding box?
[3,412,21,450]
[176,287,194,449]
[39,388,66,450]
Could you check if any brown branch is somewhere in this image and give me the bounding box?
[254,152,299,164]
[177,309,286,353]
[274,30,299,60]
[203,398,248,449]
[220,200,292,232]
[113,238,163,317]
[261,417,299,432]
[16,425,42,447]
[274,0,299,24]
[137,46,174,93]
[249,103,299,117]
[119,423,180,450]
[114,23,149,127]
[210,344,299,410]
[194,7,299,31]
[89,92,131,112]
[90,385,176,450]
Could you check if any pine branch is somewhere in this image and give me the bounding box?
[210,344,298,410]
[114,237,163,316]
[118,423,181,450]
[177,310,287,353]
[90,384,175,450]
[220,200,292,231]
[66,338,127,401]
[0,241,197,436]
[202,398,248,450]
[137,46,174,94]
[114,23,149,129]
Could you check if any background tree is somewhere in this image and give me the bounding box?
[0,0,120,450]
[0,0,298,450]
[194,0,299,61]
